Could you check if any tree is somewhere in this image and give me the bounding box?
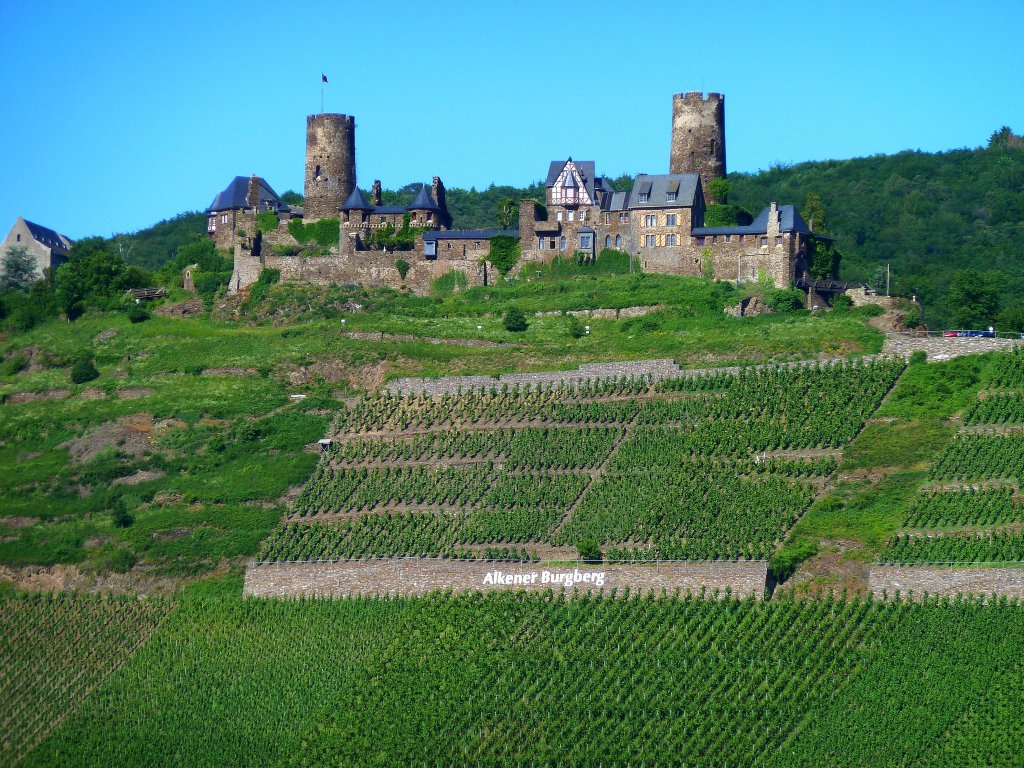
[395,259,410,281]
[946,269,1001,328]
[488,235,520,277]
[1,246,38,292]
[496,198,517,229]
[577,539,602,563]
[706,177,731,204]
[503,306,528,332]
[801,193,828,234]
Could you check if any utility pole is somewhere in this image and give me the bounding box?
[886,263,890,297]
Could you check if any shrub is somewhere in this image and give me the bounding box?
[287,218,340,247]
[431,269,467,296]
[703,203,752,227]
[70,355,99,384]
[566,315,585,339]
[256,211,279,233]
[577,538,602,564]
[395,259,410,281]
[769,539,818,582]
[831,294,854,311]
[910,349,928,366]
[489,235,521,276]
[104,548,137,573]
[111,506,135,528]
[503,306,528,332]
[903,304,922,328]
[126,303,150,323]
[258,268,281,285]
[766,288,806,312]
[1,353,28,376]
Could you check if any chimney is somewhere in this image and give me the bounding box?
[371,179,382,206]
[247,175,261,209]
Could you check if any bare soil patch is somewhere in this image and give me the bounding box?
[5,389,69,404]
[1,517,39,529]
[203,367,258,377]
[62,414,156,465]
[154,298,204,318]
[112,469,167,486]
[78,387,107,399]
[116,387,154,399]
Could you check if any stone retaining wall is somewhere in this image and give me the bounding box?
[243,559,768,598]
[881,334,1019,360]
[869,565,1024,598]
[385,359,683,396]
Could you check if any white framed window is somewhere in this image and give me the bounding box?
[665,214,677,226]
[568,210,575,221]
[221,214,228,224]
[644,234,656,247]
[538,238,545,250]
[666,191,677,203]
[559,236,566,250]
[604,213,610,224]
[579,210,586,222]
[580,234,591,250]
[666,234,677,246]
[644,214,657,227]
[619,212,628,223]
[557,211,563,221]
[638,193,649,203]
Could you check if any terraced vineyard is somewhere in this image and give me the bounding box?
[12,591,1024,768]
[258,359,903,563]
[882,348,1024,565]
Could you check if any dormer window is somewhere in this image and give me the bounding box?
[666,192,677,203]
[638,193,649,204]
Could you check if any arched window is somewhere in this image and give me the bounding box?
[615,234,622,248]
[559,236,566,251]
[605,234,611,248]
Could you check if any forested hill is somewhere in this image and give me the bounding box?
[108,136,1023,327]
[728,136,1024,327]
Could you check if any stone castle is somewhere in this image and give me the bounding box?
[211,92,824,295]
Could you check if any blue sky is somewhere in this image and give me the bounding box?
[1,0,1021,241]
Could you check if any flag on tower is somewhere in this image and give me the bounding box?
[322,74,328,83]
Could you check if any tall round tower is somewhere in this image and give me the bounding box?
[304,114,356,220]
[669,92,726,198]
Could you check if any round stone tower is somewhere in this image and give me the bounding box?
[304,114,356,220]
[669,92,726,198]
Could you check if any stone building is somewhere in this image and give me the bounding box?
[0,217,73,279]
[217,90,824,296]
[206,175,297,250]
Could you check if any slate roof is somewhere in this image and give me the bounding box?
[341,187,373,211]
[206,176,285,213]
[602,190,632,211]
[371,206,410,215]
[545,159,597,201]
[422,229,517,241]
[409,185,440,210]
[628,174,701,209]
[691,204,818,236]
[23,219,72,250]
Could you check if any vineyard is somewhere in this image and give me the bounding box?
[13,591,1024,767]
[882,348,1024,565]
[257,359,903,564]
[0,593,170,767]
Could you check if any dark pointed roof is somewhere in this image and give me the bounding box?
[409,184,440,211]
[22,218,73,250]
[341,186,374,211]
[206,176,284,213]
